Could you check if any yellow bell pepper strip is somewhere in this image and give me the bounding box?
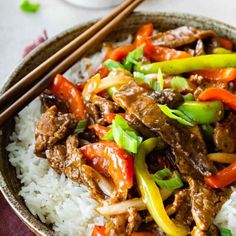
[198,87,236,110]
[208,153,236,164]
[205,159,236,188]
[177,101,224,124]
[213,47,232,54]
[137,54,236,74]
[135,138,189,236]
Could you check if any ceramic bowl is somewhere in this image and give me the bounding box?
[1,12,236,235]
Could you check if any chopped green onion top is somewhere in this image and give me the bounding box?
[133,71,163,91]
[124,44,145,71]
[20,0,40,13]
[153,168,172,180]
[171,76,192,92]
[220,228,232,236]
[74,120,87,134]
[153,168,183,189]
[104,59,124,71]
[158,104,194,126]
[102,115,142,153]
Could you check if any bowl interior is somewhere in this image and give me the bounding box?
[1,12,236,235]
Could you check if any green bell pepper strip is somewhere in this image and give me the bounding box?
[135,138,189,236]
[177,101,224,124]
[137,54,236,74]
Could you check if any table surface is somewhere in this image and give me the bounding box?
[1,0,236,235]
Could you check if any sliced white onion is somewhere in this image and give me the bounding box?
[96,198,146,216]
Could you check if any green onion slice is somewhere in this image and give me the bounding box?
[171,76,192,92]
[104,59,124,71]
[220,228,232,236]
[124,44,145,70]
[74,120,87,134]
[102,115,143,153]
[153,169,183,190]
[158,104,194,126]
[20,0,40,13]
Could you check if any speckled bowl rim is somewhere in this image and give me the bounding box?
[1,11,236,236]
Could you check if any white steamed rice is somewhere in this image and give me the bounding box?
[6,34,236,235]
[7,98,104,236]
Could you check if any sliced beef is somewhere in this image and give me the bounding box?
[191,225,219,236]
[125,113,157,138]
[90,95,120,115]
[64,135,85,183]
[166,189,193,226]
[85,95,120,125]
[113,81,216,177]
[187,177,230,231]
[35,106,77,157]
[189,74,227,99]
[214,112,236,153]
[45,144,66,174]
[150,26,216,48]
[105,208,142,236]
[150,88,184,109]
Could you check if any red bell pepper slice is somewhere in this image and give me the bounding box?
[106,44,135,62]
[198,87,236,110]
[134,23,154,44]
[50,74,86,120]
[81,141,134,190]
[205,160,236,188]
[192,68,236,82]
[91,226,107,236]
[218,37,233,50]
[89,124,109,139]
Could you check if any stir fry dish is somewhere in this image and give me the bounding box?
[34,23,236,236]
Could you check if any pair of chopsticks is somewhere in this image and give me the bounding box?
[0,0,143,126]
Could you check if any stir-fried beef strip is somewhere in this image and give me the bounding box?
[125,113,157,138]
[113,81,216,177]
[214,112,236,153]
[166,189,193,226]
[150,26,216,48]
[186,177,230,231]
[189,74,227,99]
[64,135,85,183]
[90,95,120,115]
[45,144,66,174]
[150,88,184,109]
[105,208,142,236]
[34,105,77,157]
[191,224,219,236]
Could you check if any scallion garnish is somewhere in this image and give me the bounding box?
[74,120,88,134]
[153,168,183,189]
[124,44,145,70]
[158,104,194,126]
[102,115,142,153]
[20,0,40,13]
[171,76,192,92]
[220,227,232,236]
[104,59,124,71]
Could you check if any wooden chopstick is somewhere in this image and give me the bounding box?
[0,0,136,110]
[0,0,143,126]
